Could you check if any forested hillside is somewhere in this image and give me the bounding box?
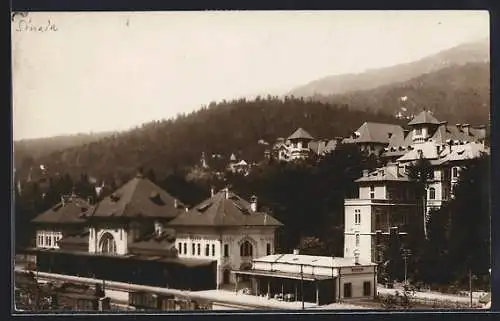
[289,39,489,97]
[15,97,405,184]
[14,131,115,169]
[320,62,490,125]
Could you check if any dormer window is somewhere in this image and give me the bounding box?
[415,128,422,135]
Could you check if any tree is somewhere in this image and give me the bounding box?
[297,236,327,256]
[446,156,490,288]
[406,157,434,239]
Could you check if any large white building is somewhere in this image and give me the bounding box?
[344,110,489,263]
[232,252,377,305]
[167,187,283,288]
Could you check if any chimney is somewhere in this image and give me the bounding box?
[363,169,369,177]
[61,196,65,206]
[462,124,470,136]
[293,249,300,255]
[456,124,462,132]
[185,207,188,212]
[210,187,215,197]
[224,187,229,199]
[174,199,178,208]
[136,168,144,178]
[387,132,393,139]
[250,195,258,212]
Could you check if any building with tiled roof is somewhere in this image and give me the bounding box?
[344,163,419,263]
[344,110,489,263]
[168,187,282,287]
[24,173,218,294]
[31,194,92,250]
[270,129,340,162]
[343,122,405,156]
[87,172,187,256]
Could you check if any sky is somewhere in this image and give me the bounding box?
[12,11,489,140]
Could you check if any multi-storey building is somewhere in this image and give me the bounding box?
[344,163,419,263]
[167,187,283,287]
[344,110,489,263]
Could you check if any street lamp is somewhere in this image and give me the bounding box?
[401,249,412,286]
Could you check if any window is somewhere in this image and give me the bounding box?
[197,244,201,256]
[192,243,196,255]
[99,233,117,254]
[183,243,187,254]
[415,128,422,135]
[369,186,375,199]
[224,244,229,257]
[240,241,253,257]
[429,187,436,200]
[120,229,123,240]
[344,283,352,298]
[205,244,210,256]
[354,209,361,225]
[452,167,459,179]
[363,281,371,296]
[178,242,182,254]
[47,236,52,247]
[266,243,271,255]
[355,234,360,247]
[212,244,216,256]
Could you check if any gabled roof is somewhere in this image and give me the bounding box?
[431,123,487,144]
[356,164,410,183]
[343,122,404,144]
[397,141,440,162]
[407,110,440,126]
[128,231,177,257]
[288,128,314,141]
[168,189,282,227]
[431,142,489,165]
[31,195,91,225]
[91,175,185,220]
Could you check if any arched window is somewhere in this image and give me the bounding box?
[240,241,253,257]
[99,232,117,254]
[429,187,436,200]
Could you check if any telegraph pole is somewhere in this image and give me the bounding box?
[401,249,412,286]
[300,264,304,310]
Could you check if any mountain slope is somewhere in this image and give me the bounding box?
[14,131,116,170]
[322,62,490,125]
[16,98,405,183]
[289,39,489,98]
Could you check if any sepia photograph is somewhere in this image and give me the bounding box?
[11,10,491,312]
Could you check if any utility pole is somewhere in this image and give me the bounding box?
[469,269,473,308]
[300,264,304,310]
[401,249,412,286]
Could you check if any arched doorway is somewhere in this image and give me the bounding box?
[99,232,117,254]
[223,269,231,284]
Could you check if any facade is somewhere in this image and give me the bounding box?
[26,173,218,294]
[344,163,419,263]
[270,129,340,162]
[343,122,405,157]
[31,194,92,250]
[344,110,489,263]
[232,252,377,305]
[167,187,283,287]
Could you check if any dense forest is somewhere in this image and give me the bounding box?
[316,62,490,126]
[14,131,115,169]
[14,97,407,185]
